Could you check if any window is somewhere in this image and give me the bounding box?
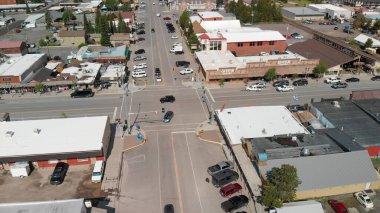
[77,158,88,162]
[257,42,263,46]
[249,42,255,46]
[2,77,12,82]
[48,159,59,164]
[210,41,222,50]
[269,41,275,45]
[237,42,243,47]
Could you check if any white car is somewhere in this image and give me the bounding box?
[259,52,270,56]
[173,42,181,46]
[354,192,374,209]
[179,68,194,75]
[153,2,155,4]
[156,75,162,82]
[156,13,160,17]
[252,82,266,88]
[132,70,147,78]
[246,85,262,91]
[133,63,147,69]
[276,85,294,92]
[325,77,341,84]
[171,35,178,39]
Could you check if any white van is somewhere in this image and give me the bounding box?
[91,160,105,183]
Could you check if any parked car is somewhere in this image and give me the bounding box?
[132,70,147,78]
[171,35,178,39]
[245,85,262,91]
[221,195,249,212]
[50,162,69,185]
[155,68,161,76]
[164,204,174,213]
[252,82,266,88]
[287,104,306,112]
[136,30,145,35]
[207,161,234,175]
[328,199,348,213]
[272,80,289,87]
[292,79,308,86]
[259,52,269,56]
[176,61,190,67]
[354,192,374,209]
[156,75,162,82]
[371,76,380,81]
[135,49,145,54]
[345,77,360,82]
[291,33,303,39]
[331,82,347,89]
[220,183,242,197]
[133,63,147,69]
[163,111,174,123]
[157,13,161,17]
[276,85,294,92]
[160,95,175,103]
[70,89,94,98]
[179,68,194,75]
[137,37,145,42]
[325,77,341,84]
[163,16,171,20]
[134,56,147,61]
[151,28,155,33]
[172,42,181,47]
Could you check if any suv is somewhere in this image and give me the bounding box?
[220,183,242,197]
[354,192,374,209]
[50,162,69,185]
[135,49,145,54]
[208,161,234,175]
[163,111,174,123]
[160,95,175,103]
[292,79,308,86]
[155,68,161,76]
[70,89,94,98]
[371,76,380,81]
[221,195,249,212]
[176,61,190,67]
[272,80,289,87]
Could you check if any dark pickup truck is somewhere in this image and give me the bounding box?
[221,195,249,212]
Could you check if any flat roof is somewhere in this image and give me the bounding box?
[24,13,44,23]
[0,199,84,213]
[48,6,64,11]
[274,200,324,213]
[198,11,223,19]
[61,62,101,84]
[0,116,108,160]
[0,54,45,77]
[75,0,102,9]
[0,3,44,9]
[312,100,380,147]
[89,45,127,58]
[0,41,23,49]
[354,99,380,123]
[260,150,378,191]
[221,31,286,43]
[200,20,241,33]
[215,106,309,145]
[308,3,350,12]
[282,7,325,16]
[102,65,125,79]
[355,34,380,47]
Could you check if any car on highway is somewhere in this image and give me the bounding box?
[220,183,242,197]
[164,204,174,213]
[163,111,174,123]
[135,49,145,54]
[160,95,175,103]
[354,192,374,209]
[134,56,147,61]
[207,161,234,175]
[245,84,262,91]
[50,162,69,185]
[276,85,294,92]
[328,199,348,213]
[171,35,178,39]
[345,77,360,82]
[371,76,380,81]
[287,105,306,112]
[272,80,289,87]
[176,61,190,67]
[221,195,249,212]
[331,82,347,89]
[325,77,341,84]
[292,79,308,86]
[70,89,94,98]
[179,68,194,75]
[133,63,147,69]
[132,70,147,78]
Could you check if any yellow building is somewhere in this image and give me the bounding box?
[58,30,86,46]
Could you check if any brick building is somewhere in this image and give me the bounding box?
[0,41,28,56]
[198,11,223,21]
[0,116,111,169]
[0,0,16,5]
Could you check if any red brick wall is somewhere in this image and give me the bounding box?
[366,146,380,157]
[0,76,21,84]
[36,157,101,168]
[0,0,16,5]
[227,40,287,56]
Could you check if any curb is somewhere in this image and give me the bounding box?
[122,130,147,152]
[196,134,222,145]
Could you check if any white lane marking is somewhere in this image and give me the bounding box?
[128,92,134,128]
[205,87,215,103]
[156,132,162,211]
[172,131,195,134]
[185,133,204,213]
[195,89,209,120]
[171,132,184,213]
[113,107,118,122]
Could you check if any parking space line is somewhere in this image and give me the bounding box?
[171,133,184,213]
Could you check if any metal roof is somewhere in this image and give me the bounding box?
[259,150,378,191]
[282,7,325,16]
[0,199,85,213]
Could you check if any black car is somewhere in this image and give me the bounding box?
[176,61,190,67]
[155,68,161,76]
[163,111,174,123]
[331,82,348,89]
[50,162,69,185]
[137,37,145,42]
[272,80,289,87]
[136,30,145,35]
[287,104,306,112]
[151,28,155,33]
[164,204,174,213]
[345,77,360,82]
[292,79,308,86]
[70,89,94,98]
[160,95,175,103]
[135,49,145,54]
[221,195,249,212]
[371,76,380,81]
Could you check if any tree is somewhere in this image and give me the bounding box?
[105,0,118,11]
[353,13,366,29]
[25,2,31,14]
[188,33,199,45]
[83,13,94,34]
[364,20,372,30]
[365,38,373,48]
[216,0,224,7]
[45,11,52,30]
[264,68,277,81]
[34,82,45,93]
[372,19,380,31]
[100,31,111,46]
[95,9,101,33]
[187,21,194,37]
[313,63,328,78]
[179,11,190,31]
[262,164,300,208]
[120,2,132,11]
[62,10,74,26]
[117,14,128,33]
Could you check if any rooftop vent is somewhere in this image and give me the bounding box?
[292,136,297,141]
[332,101,340,108]
[301,148,310,156]
[5,131,14,137]
[33,128,41,135]
[262,128,267,134]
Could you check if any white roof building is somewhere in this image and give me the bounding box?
[198,11,223,20]
[61,62,101,84]
[101,65,125,81]
[215,106,309,145]
[0,199,86,213]
[355,33,380,47]
[190,15,202,23]
[200,20,241,33]
[0,116,110,162]
[75,0,102,10]
[23,13,44,28]
[221,31,286,43]
[270,200,324,213]
[308,4,351,18]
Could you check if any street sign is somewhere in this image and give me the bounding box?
[137,133,143,141]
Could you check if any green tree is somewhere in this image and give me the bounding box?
[216,0,224,7]
[179,11,190,31]
[264,68,277,81]
[95,9,101,33]
[120,2,132,11]
[25,2,31,14]
[100,31,111,46]
[364,20,372,30]
[372,19,380,31]
[313,63,328,78]
[62,10,74,26]
[262,164,300,208]
[84,13,95,34]
[117,13,128,33]
[39,38,47,46]
[187,21,194,37]
[34,82,45,92]
[105,0,118,11]
[225,1,236,14]
[45,11,52,30]
[353,13,366,29]
[188,33,199,45]
[365,38,373,48]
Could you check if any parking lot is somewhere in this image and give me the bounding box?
[0,164,105,202]
[323,190,380,213]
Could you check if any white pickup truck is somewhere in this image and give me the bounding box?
[325,77,341,84]
[276,85,294,92]
[179,68,194,75]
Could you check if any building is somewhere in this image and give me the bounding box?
[113,11,134,25]
[340,0,380,7]
[195,51,319,82]
[85,45,129,63]
[58,30,86,46]
[199,19,241,33]
[308,4,351,19]
[61,62,101,84]
[311,97,380,157]
[198,11,223,21]
[0,199,87,213]
[0,116,110,169]
[0,54,47,84]
[282,7,325,20]
[0,0,16,5]
[74,0,102,12]
[287,39,356,76]
[100,64,125,82]
[22,13,44,29]
[110,33,130,47]
[0,41,27,56]
[179,0,216,11]
[269,200,324,213]
[0,3,44,11]
[355,34,380,48]
[0,16,15,26]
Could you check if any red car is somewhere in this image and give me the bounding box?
[163,16,171,20]
[220,183,242,197]
[328,199,348,213]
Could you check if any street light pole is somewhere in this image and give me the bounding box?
[128,103,141,134]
